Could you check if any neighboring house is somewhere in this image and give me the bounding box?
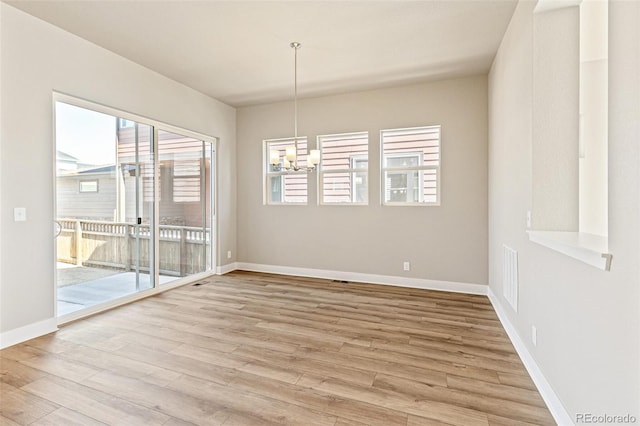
[56,150,96,172]
[56,164,117,221]
[266,127,440,204]
[56,128,212,227]
[55,150,80,171]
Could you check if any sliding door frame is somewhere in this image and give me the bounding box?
[52,92,218,324]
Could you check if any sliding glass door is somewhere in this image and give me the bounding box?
[157,130,213,281]
[55,104,154,315]
[55,99,215,317]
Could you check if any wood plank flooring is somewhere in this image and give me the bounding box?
[0,271,555,425]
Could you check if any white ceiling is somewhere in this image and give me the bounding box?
[5,0,517,107]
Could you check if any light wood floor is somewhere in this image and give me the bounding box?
[0,271,555,425]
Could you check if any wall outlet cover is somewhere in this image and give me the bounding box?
[14,207,27,222]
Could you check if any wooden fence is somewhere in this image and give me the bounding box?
[56,219,211,277]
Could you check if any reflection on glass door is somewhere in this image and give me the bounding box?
[55,103,159,316]
[157,130,213,281]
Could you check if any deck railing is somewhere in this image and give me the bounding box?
[56,218,211,277]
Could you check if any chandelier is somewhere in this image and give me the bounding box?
[269,42,321,172]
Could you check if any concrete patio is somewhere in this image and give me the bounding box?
[57,263,178,316]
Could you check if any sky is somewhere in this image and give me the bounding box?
[55,102,117,166]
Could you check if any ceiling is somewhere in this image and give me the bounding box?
[5,1,517,107]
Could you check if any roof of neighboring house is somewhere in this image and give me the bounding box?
[56,150,79,162]
[58,164,115,177]
[77,165,115,174]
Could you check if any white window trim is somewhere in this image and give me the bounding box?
[318,132,369,206]
[380,126,441,206]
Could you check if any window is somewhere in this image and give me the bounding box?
[79,180,98,193]
[318,132,368,204]
[264,137,308,204]
[381,126,440,205]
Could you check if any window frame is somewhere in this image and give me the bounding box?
[263,137,309,205]
[79,179,99,193]
[318,131,369,206]
[380,125,441,206]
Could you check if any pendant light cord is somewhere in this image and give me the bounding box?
[292,42,300,163]
[294,44,298,141]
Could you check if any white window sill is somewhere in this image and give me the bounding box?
[527,231,612,271]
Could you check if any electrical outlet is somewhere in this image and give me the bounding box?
[227,250,232,259]
[532,325,537,346]
[14,207,26,222]
[403,261,410,272]
[526,211,532,228]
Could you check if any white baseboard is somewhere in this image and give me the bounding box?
[234,262,487,295]
[216,262,238,275]
[0,317,58,350]
[488,287,573,426]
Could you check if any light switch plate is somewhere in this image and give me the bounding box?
[14,207,27,222]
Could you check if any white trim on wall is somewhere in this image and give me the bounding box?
[488,287,574,426]
[233,262,487,295]
[0,318,58,350]
[216,262,238,275]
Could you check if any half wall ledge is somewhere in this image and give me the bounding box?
[527,230,612,271]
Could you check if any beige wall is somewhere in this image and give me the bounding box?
[0,4,237,334]
[489,0,639,418]
[237,76,488,285]
[578,0,609,237]
[532,5,580,231]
